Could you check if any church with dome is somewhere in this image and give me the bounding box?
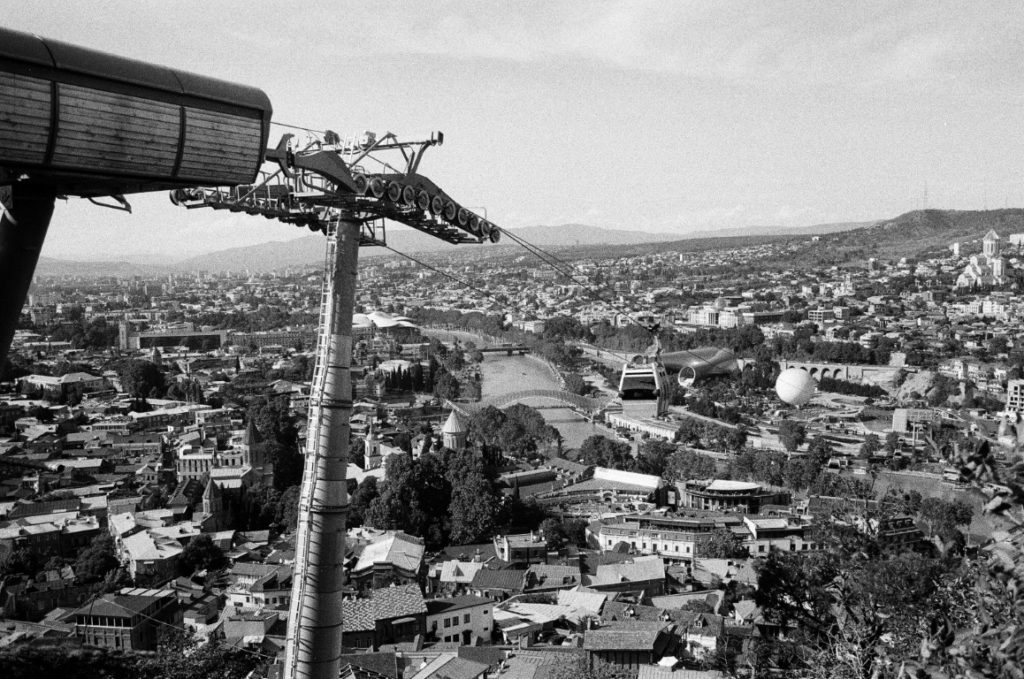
[956,229,1008,288]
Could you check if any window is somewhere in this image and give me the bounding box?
[464,613,470,624]
[483,610,488,615]
[758,545,765,553]
[444,618,451,628]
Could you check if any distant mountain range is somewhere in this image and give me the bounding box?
[39,210,1018,277]
[35,220,878,276]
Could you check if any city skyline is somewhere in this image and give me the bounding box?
[3,1,1024,260]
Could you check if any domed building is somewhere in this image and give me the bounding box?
[441,410,467,452]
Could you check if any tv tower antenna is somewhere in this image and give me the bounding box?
[172,130,501,679]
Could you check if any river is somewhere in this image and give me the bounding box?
[475,353,610,451]
[423,328,617,451]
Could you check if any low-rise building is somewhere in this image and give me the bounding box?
[679,480,787,513]
[425,594,494,644]
[72,588,180,651]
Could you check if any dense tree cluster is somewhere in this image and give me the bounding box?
[769,332,895,366]
[664,449,718,483]
[674,419,747,453]
[817,376,887,398]
[177,534,227,575]
[466,405,558,460]
[246,395,302,490]
[576,434,632,469]
[777,419,807,452]
[112,358,166,398]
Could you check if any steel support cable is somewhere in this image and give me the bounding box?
[498,228,657,334]
[498,229,721,366]
[270,120,328,135]
[381,244,508,309]
[102,595,278,662]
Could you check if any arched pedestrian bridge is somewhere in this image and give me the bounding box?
[447,389,614,417]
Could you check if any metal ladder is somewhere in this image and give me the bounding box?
[285,211,339,678]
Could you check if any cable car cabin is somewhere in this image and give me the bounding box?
[618,358,669,417]
[0,26,272,197]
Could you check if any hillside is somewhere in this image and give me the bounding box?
[168,221,872,274]
[826,208,1024,260]
[32,211,1011,276]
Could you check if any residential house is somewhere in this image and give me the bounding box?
[426,595,494,644]
[341,583,428,649]
[349,529,425,591]
[587,555,666,596]
[120,530,184,582]
[226,563,292,612]
[409,653,489,679]
[583,620,676,672]
[72,588,180,651]
[470,568,526,601]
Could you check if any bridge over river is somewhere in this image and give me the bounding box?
[447,388,613,418]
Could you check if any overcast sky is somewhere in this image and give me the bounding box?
[5,1,1024,261]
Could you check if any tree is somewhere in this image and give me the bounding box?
[725,425,748,452]
[540,517,587,550]
[778,420,806,452]
[177,534,226,575]
[664,449,717,483]
[634,439,676,477]
[578,434,632,469]
[806,434,834,469]
[918,497,972,540]
[0,546,40,578]
[73,534,119,584]
[276,485,300,531]
[366,452,452,549]
[145,626,266,679]
[114,359,165,398]
[434,371,461,401]
[807,472,873,500]
[468,404,555,460]
[563,372,588,396]
[696,528,746,559]
[859,433,880,458]
[731,449,787,487]
[349,476,379,527]
[884,431,901,454]
[448,469,497,545]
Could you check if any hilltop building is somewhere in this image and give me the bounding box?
[956,230,1007,288]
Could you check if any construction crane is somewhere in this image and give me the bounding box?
[1,24,502,679]
[170,131,501,679]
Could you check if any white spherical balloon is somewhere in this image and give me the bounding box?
[775,367,817,406]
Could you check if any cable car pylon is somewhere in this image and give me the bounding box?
[170,130,502,679]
